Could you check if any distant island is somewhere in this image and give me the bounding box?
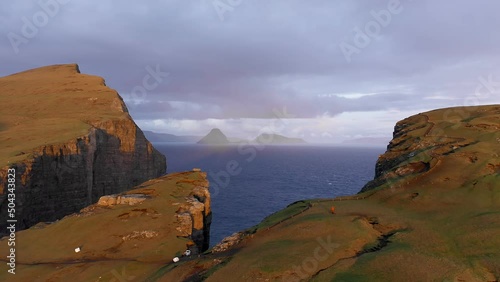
[196,128,307,145]
[197,128,230,144]
[143,130,201,143]
[253,133,307,144]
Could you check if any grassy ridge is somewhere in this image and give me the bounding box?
[0,64,128,167]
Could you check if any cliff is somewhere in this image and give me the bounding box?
[0,64,166,234]
[174,174,212,252]
[360,104,500,193]
[0,171,211,281]
[156,105,499,282]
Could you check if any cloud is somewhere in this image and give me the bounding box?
[1,0,499,142]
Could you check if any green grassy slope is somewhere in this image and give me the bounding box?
[157,105,500,282]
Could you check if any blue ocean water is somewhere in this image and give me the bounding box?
[154,143,384,246]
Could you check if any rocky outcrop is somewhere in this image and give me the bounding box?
[97,193,150,206]
[360,114,431,192]
[93,170,211,254]
[360,105,500,193]
[175,173,212,253]
[0,171,211,281]
[0,64,166,235]
[212,232,245,253]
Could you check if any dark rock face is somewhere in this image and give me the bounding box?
[197,128,230,144]
[0,119,166,234]
[175,175,212,254]
[0,65,166,235]
[360,114,432,193]
[359,105,500,193]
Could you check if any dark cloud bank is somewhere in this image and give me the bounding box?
[1,0,499,142]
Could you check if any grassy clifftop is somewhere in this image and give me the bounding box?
[0,171,210,281]
[158,105,500,282]
[0,64,166,233]
[0,64,128,166]
[1,66,498,281]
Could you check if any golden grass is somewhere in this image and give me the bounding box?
[1,68,498,281]
[0,64,128,167]
[0,171,207,281]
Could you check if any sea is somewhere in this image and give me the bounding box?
[154,143,385,246]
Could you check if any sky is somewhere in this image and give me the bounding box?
[1,0,499,144]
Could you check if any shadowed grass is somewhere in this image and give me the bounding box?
[249,200,311,232]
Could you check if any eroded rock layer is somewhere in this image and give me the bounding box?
[360,105,500,192]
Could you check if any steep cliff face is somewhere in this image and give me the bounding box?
[175,176,212,253]
[94,171,211,254]
[0,64,166,234]
[360,105,500,193]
